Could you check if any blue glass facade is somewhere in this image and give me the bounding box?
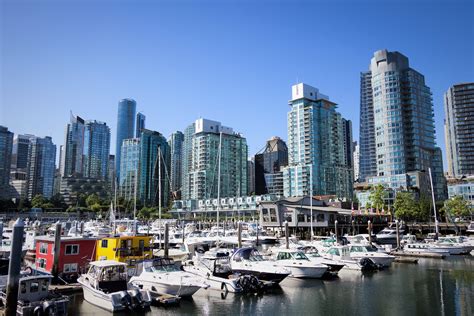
[27,136,56,199]
[116,99,136,183]
[119,138,140,201]
[168,131,184,193]
[138,129,170,207]
[62,114,85,177]
[0,126,13,199]
[136,112,146,138]
[83,120,111,179]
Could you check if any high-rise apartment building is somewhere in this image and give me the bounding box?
[359,49,446,200]
[119,138,140,201]
[26,136,56,199]
[0,126,13,199]
[61,114,85,177]
[136,112,146,138]
[108,155,116,194]
[138,129,170,208]
[255,137,288,196]
[168,131,184,198]
[116,99,136,182]
[83,120,111,179]
[182,118,248,201]
[359,72,376,182]
[444,83,474,177]
[282,83,353,199]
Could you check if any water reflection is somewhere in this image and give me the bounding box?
[71,256,473,315]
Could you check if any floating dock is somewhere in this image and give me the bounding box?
[391,251,446,259]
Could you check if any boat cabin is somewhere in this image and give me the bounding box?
[130,258,179,277]
[231,248,264,262]
[275,250,309,261]
[18,275,51,302]
[85,261,128,293]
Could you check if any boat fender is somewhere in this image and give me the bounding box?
[221,282,228,294]
[33,306,44,316]
[42,301,56,315]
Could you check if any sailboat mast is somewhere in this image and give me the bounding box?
[134,168,137,234]
[158,146,162,221]
[216,132,222,229]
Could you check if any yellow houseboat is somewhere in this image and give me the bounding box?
[96,235,153,266]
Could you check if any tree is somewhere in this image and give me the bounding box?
[418,195,432,222]
[443,196,471,218]
[31,194,47,208]
[394,192,418,221]
[138,207,152,220]
[86,194,101,208]
[50,193,67,210]
[369,184,386,211]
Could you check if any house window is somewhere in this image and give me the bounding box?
[37,258,47,269]
[65,244,79,255]
[64,263,78,273]
[101,240,108,248]
[39,243,48,254]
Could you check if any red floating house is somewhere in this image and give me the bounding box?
[34,236,97,282]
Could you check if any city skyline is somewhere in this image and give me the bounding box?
[2,1,473,166]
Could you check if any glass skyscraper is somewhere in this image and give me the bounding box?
[0,126,13,199]
[116,98,136,182]
[119,138,140,201]
[168,131,184,196]
[182,118,248,201]
[83,120,111,179]
[254,137,288,196]
[444,82,474,177]
[359,50,446,200]
[11,134,35,171]
[61,114,85,177]
[138,129,170,207]
[26,136,56,199]
[283,83,353,199]
[136,112,146,138]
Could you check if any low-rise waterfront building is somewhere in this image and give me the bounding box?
[34,236,97,281]
[96,235,153,266]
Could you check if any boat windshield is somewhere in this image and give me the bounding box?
[291,252,309,260]
[350,246,368,253]
[147,263,180,273]
[249,249,265,262]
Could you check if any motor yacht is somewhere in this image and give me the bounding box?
[183,252,263,293]
[437,236,474,254]
[348,245,395,268]
[77,260,152,312]
[272,249,328,279]
[322,245,378,271]
[230,248,290,283]
[428,240,466,255]
[376,227,404,245]
[402,243,450,256]
[298,246,345,274]
[129,258,209,297]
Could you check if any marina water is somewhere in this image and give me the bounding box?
[69,255,473,315]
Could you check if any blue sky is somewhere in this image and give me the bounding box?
[1,0,473,166]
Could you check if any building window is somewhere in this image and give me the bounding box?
[64,263,78,273]
[39,243,48,254]
[65,244,79,255]
[37,258,47,270]
[101,240,108,248]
